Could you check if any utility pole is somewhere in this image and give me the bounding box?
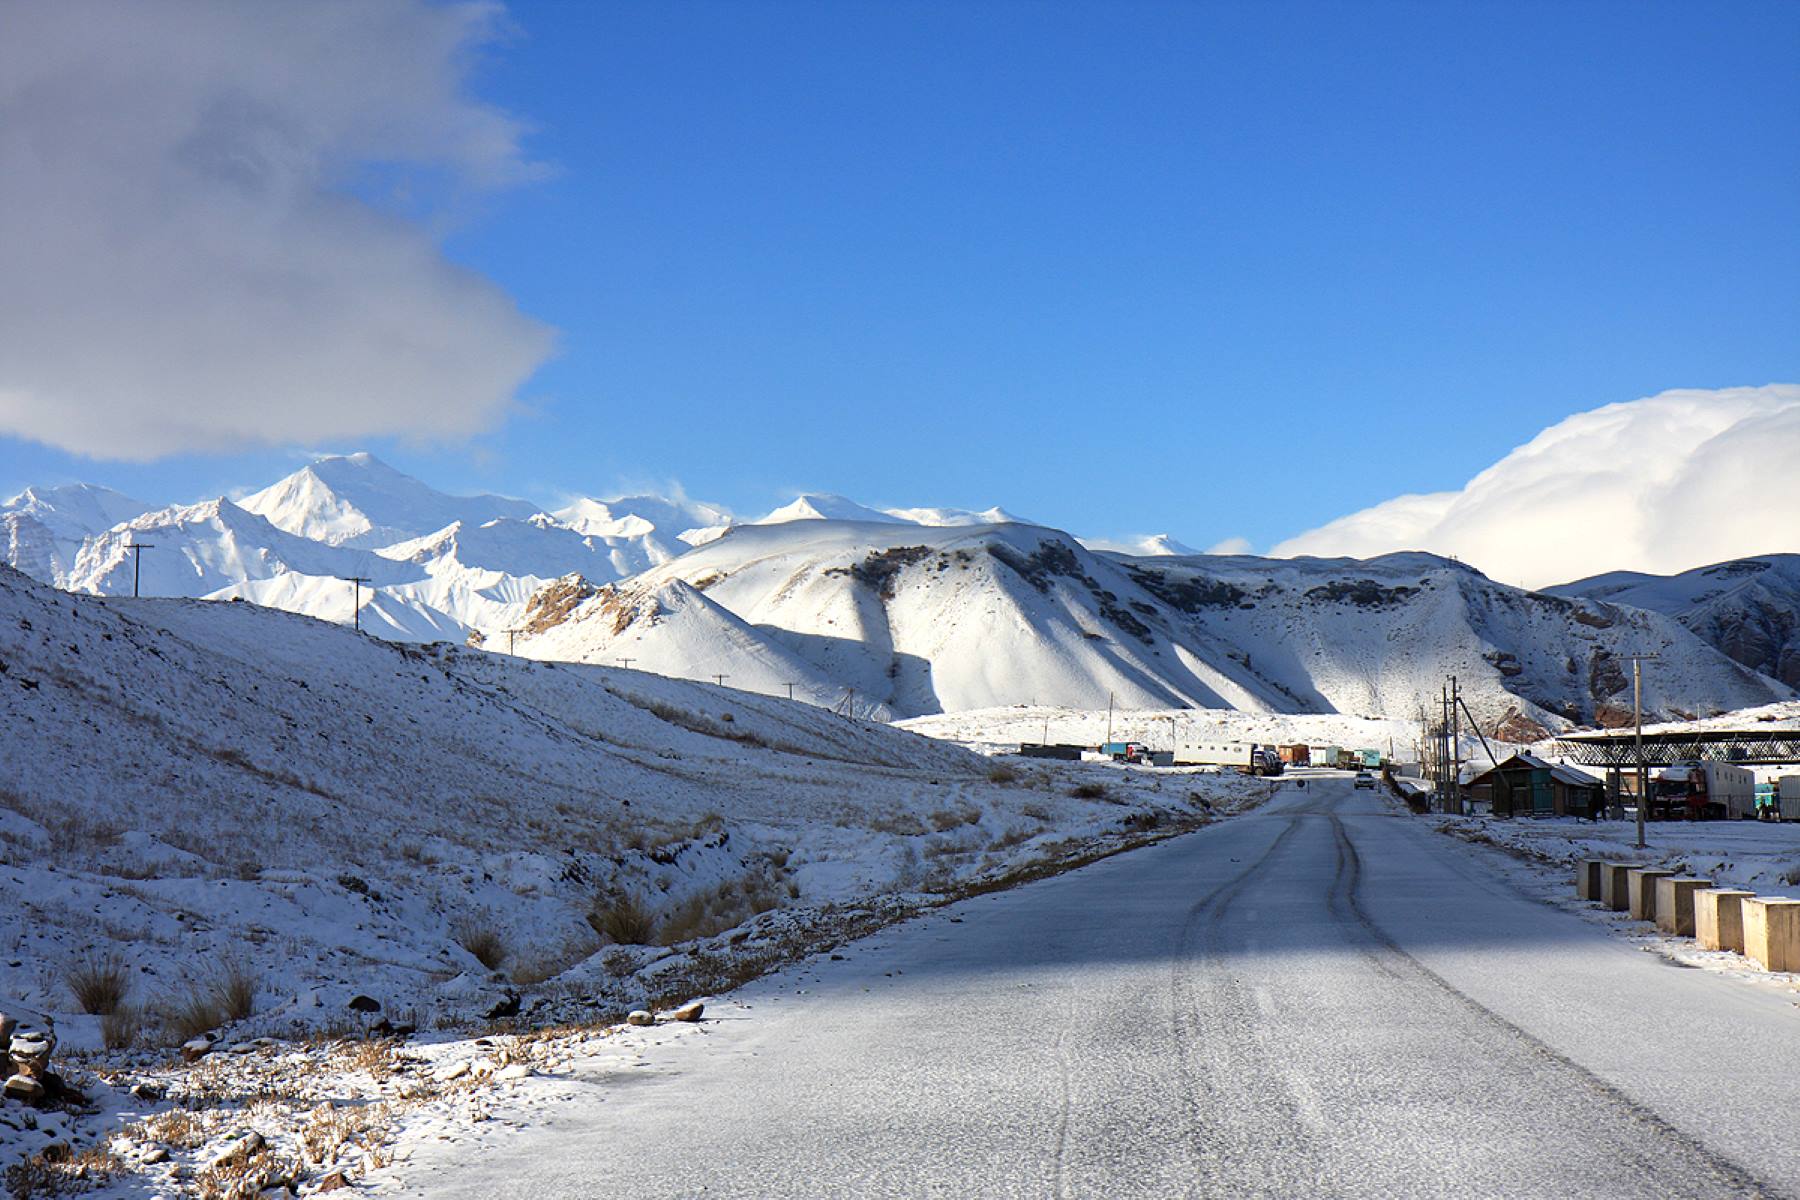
[340,576,372,633]
[1105,691,1115,747]
[1627,654,1660,849]
[1451,675,1462,814]
[619,657,634,670]
[783,681,796,701]
[505,628,522,655]
[1456,690,1504,817]
[125,542,155,598]
[713,673,728,688]
[1442,683,1455,812]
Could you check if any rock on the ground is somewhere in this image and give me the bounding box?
[667,1001,704,1023]
[626,1010,653,1027]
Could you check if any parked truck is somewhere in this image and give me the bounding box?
[1245,746,1284,777]
[1652,761,1757,820]
[1101,741,1170,766]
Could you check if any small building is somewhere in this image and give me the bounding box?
[1278,744,1310,766]
[1468,753,1603,818]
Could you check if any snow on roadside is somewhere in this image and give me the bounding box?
[1421,809,1800,995]
[0,564,1269,1194]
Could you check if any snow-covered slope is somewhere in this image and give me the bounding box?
[0,482,147,585]
[507,522,1790,727]
[756,493,908,525]
[1549,556,1800,687]
[555,494,735,552]
[239,452,541,548]
[68,497,407,597]
[3,562,1245,1052]
[1121,550,1789,730]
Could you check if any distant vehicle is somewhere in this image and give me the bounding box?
[1353,772,1376,790]
[1245,747,1284,777]
[1653,761,1756,820]
[1101,741,1167,766]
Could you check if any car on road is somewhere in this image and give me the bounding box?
[1353,772,1376,789]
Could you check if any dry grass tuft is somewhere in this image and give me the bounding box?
[1069,782,1108,800]
[158,986,224,1044]
[3,1144,124,1198]
[209,960,257,1023]
[587,893,658,946]
[101,1006,141,1051]
[986,762,1023,784]
[65,950,131,1015]
[454,919,509,970]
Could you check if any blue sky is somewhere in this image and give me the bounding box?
[3,0,1796,551]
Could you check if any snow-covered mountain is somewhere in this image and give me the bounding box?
[503,521,1788,727]
[1,482,148,585]
[755,492,1025,528]
[1549,556,1800,687]
[69,497,406,597]
[4,453,1795,726]
[238,452,542,548]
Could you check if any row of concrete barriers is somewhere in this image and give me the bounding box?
[1576,860,1800,972]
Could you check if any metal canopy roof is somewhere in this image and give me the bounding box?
[1551,728,1800,767]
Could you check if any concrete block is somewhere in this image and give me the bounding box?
[1742,898,1800,972]
[1695,889,1755,953]
[1600,863,1640,911]
[1576,859,1605,901]
[1627,868,1678,922]
[1654,877,1713,937]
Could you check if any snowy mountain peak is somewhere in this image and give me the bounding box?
[240,452,537,549]
[756,494,906,525]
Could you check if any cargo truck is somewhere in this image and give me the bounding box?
[1652,761,1757,820]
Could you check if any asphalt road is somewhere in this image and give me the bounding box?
[404,780,1800,1198]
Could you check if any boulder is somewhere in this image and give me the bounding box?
[667,1001,705,1023]
[3,1074,43,1103]
[626,1010,653,1027]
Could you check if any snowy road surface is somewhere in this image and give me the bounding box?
[403,781,1800,1198]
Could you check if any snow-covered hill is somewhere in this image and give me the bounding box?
[1550,556,1800,687]
[0,562,1239,1049]
[504,522,1789,727]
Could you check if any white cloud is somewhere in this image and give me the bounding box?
[1204,536,1253,556]
[0,0,555,459]
[1273,384,1800,589]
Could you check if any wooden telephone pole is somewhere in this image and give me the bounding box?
[125,542,154,598]
[340,576,372,633]
[1627,654,1660,849]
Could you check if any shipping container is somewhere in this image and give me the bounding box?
[1782,776,1800,821]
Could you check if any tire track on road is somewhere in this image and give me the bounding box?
[1326,810,1778,1199]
